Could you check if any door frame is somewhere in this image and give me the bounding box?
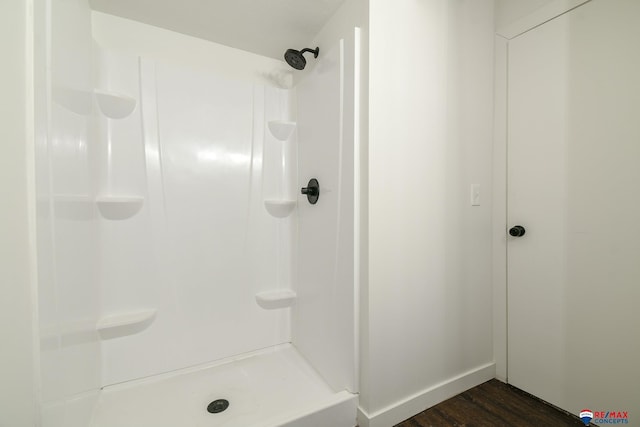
[491,0,591,382]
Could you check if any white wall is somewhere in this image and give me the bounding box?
[361,1,495,426]
[293,0,365,85]
[0,1,38,426]
[494,0,556,29]
[92,12,293,88]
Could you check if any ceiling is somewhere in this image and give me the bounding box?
[89,0,346,60]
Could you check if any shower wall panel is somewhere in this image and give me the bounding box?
[294,32,358,393]
[99,55,295,385]
[37,0,102,425]
[95,50,166,384]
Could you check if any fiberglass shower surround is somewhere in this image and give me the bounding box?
[36,5,359,425]
[95,52,298,384]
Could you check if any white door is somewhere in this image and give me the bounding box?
[507,0,640,419]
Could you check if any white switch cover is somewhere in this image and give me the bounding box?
[471,184,481,206]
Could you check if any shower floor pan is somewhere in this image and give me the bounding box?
[91,344,357,427]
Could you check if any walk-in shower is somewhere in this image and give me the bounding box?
[34,2,360,426]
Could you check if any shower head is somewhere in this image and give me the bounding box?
[284,47,319,70]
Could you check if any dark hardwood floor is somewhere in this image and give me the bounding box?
[394,379,588,427]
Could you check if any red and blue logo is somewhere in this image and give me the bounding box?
[580,409,593,425]
[580,408,629,425]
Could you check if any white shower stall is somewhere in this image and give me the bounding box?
[11,1,640,426]
[35,1,361,426]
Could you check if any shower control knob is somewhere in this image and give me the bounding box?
[301,178,320,205]
[301,187,317,196]
[509,225,526,237]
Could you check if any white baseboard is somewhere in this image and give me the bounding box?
[357,362,495,427]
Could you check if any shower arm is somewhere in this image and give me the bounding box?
[299,47,319,58]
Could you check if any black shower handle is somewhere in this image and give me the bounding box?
[301,178,320,205]
[301,187,318,196]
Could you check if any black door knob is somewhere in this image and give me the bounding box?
[301,178,320,205]
[509,225,526,237]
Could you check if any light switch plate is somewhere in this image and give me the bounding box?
[471,184,481,206]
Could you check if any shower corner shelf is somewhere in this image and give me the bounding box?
[255,290,297,310]
[95,195,144,220]
[264,199,296,218]
[94,89,137,119]
[96,309,157,340]
[267,120,297,141]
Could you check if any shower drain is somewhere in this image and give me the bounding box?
[207,399,230,414]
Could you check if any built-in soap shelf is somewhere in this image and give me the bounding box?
[255,290,297,310]
[96,309,157,340]
[95,195,144,220]
[94,89,137,119]
[268,120,296,141]
[264,199,296,218]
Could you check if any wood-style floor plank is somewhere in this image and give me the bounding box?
[394,379,588,427]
